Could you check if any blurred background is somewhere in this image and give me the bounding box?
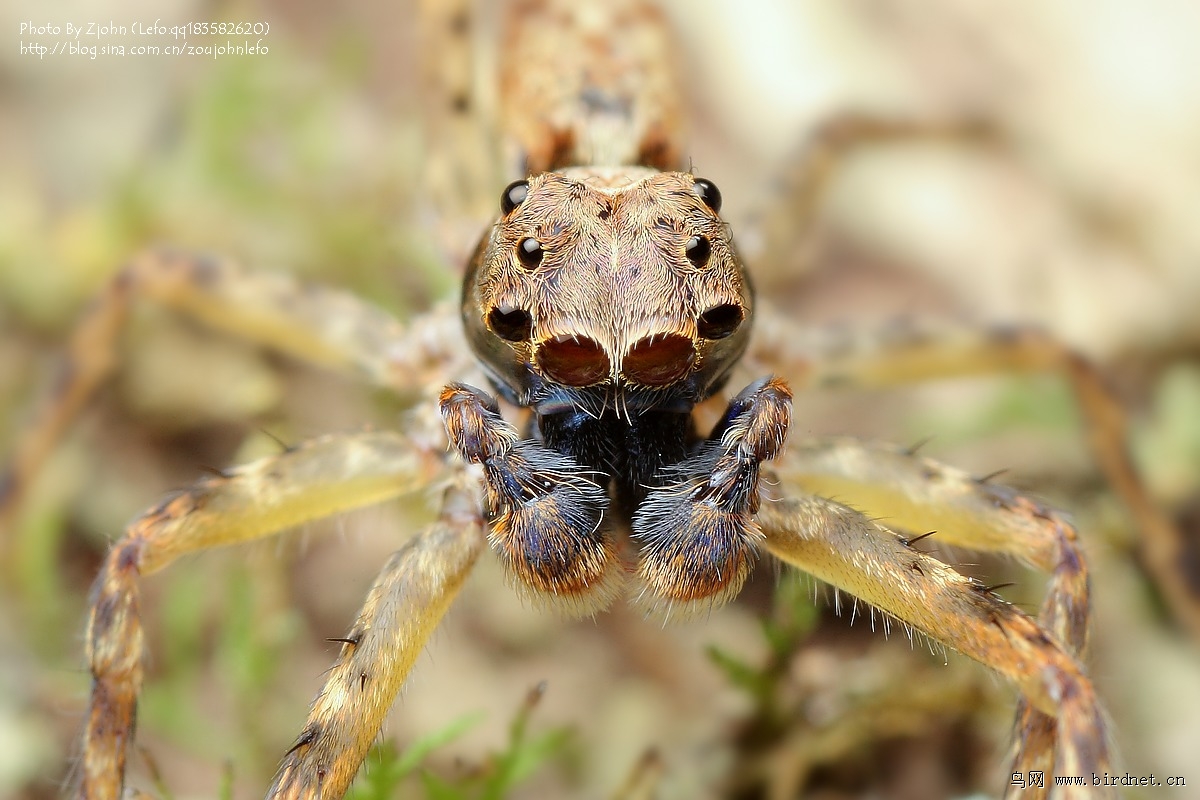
[2,1,1198,798]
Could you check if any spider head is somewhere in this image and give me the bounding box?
[462,169,753,411]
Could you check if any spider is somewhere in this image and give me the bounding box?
[7,1,1188,798]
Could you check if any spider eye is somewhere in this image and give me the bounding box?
[500,180,530,215]
[487,306,533,342]
[698,303,744,339]
[517,237,543,269]
[685,235,711,267]
[692,178,722,213]
[624,334,695,386]
[537,335,611,386]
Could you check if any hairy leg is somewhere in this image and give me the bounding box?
[267,484,483,800]
[758,496,1112,799]
[79,431,444,800]
[417,0,502,243]
[779,437,1089,653]
[749,310,1198,641]
[779,437,1100,793]
[0,249,467,537]
[752,114,996,279]
[439,383,624,615]
[633,377,792,614]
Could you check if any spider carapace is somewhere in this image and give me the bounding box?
[446,166,791,614]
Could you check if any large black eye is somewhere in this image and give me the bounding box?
[487,306,533,341]
[693,178,722,213]
[517,237,543,269]
[698,303,744,339]
[685,235,711,267]
[500,180,529,215]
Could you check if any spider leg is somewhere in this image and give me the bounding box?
[0,249,466,537]
[750,309,1199,641]
[439,383,624,615]
[633,377,792,615]
[754,114,996,280]
[267,484,483,800]
[757,496,1113,799]
[779,437,1100,790]
[780,438,1090,652]
[417,0,503,246]
[79,430,447,800]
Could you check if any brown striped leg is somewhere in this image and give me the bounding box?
[78,431,443,800]
[749,309,1199,641]
[416,0,502,241]
[778,437,1102,796]
[266,484,484,800]
[0,248,466,540]
[758,496,1113,800]
[753,114,996,280]
[779,438,1091,653]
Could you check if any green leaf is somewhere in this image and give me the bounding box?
[395,713,485,777]
[420,770,465,800]
[346,714,483,800]
[707,644,768,701]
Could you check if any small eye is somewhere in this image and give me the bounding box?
[685,235,711,267]
[487,307,533,342]
[517,237,543,269]
[698,303,744,339]
[693,178,722,213]
[500,180,530,215]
